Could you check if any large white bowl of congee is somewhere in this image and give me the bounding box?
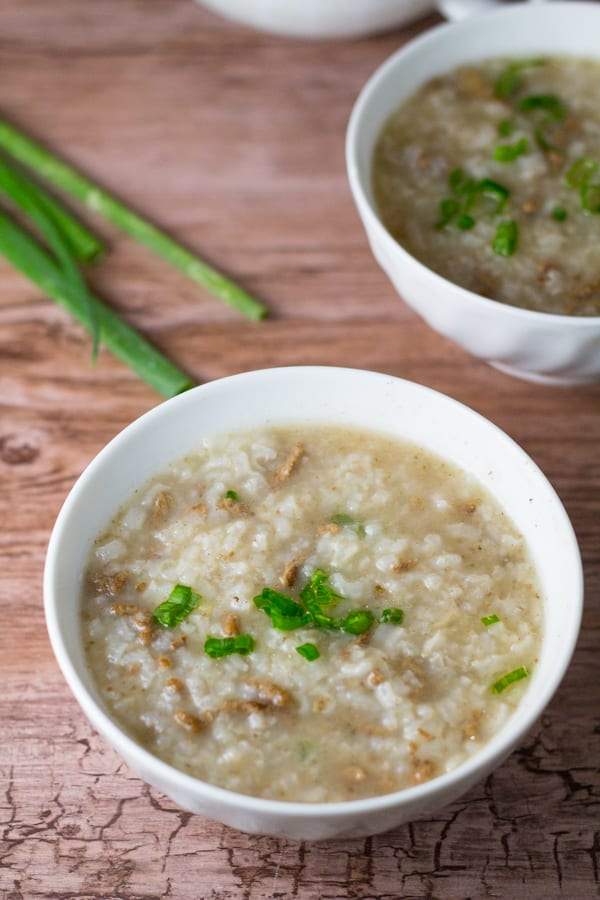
[347,2,600,384]
[44,368,582,840]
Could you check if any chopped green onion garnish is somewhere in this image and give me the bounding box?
[534,126,555,153]
[331,513,366,537]
[494,58,546,100]
[300,569,342,610]
[491,666,529,694]
[493,138,529,163]
[436,197,460,229]
[565,157,598,189]
[253,587,312,631]
[551,206,568,222]
[474,179,510,215]
[498,119,515,138]
[518,94,566,121]
[481,614,501,627]
[204,634,255,658]
[224,489,240,502]
[581,182,600,215]
[153,583,201,628]
[380,608,405,625]
[492,220,518,257]
[340,609,375,635]
[296,643,320,662]
[564,158,600,215]
[494,68,522,100]
[449,168,476,196]
[456,214,475,230]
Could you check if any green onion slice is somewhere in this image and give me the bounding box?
[153,583,201,628]
[518,94,566,121]
[491,666,529,694]
[253,587,312,631]
[204,634,255,658]
[565,157,598,189]
[551,206,567,222]
[381,608,405,625]
[224,489,240,502]
[331,513,366,537]
[340,609,375,636]
[493,138,529,163]
[498,119,515,138]
[493,58,546,100]
[481,614,501,627]
[436,197,460,230]
[492,220,519,257]
[296,643,320,662]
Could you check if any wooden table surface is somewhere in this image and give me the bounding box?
[1,2,599,897]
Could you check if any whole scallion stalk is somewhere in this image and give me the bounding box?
[0,154,103,263]
[0,120,267,321]
[0,209,193,397]
[0,157,101,356]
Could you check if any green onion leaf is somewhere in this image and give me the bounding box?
[491,665,529,694]
[204,634,255,658]
[436,197,460,229]
[380,608,405,625]
[481,613,501,627]
[565,157,598,189]
[492,220,518,257]
[518,94,566,121]
[551,206,568,222]
[331,513,366,537]
[296,643,320,662]
[224,489,240,502]
[493,138,529,163]
[253,587,312,631]
[340,609,375,636]
[153,583,201,628]
[498,119,515,138]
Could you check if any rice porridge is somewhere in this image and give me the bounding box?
[82,426,542,802]
[373,57,600,316]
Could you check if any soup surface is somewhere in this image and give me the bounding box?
[82,426,541,802]
[373,56,600,316]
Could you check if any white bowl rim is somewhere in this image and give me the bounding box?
[346,0,600,326]
[44,366,584,819]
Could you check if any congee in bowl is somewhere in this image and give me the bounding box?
[83,424,541,803]
[373,56,600,316]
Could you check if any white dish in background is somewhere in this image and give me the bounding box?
[45,367,582,840]
[194,0,436,40]
[346,2,600,384]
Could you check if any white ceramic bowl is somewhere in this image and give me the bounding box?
[194,0,435,40]
[44,367,582,840]
[346,2,600,385]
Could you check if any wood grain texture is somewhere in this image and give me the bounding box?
[1,1,599,897]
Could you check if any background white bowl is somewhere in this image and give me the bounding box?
[194,0,435,40]
[346,2,600,385]
[44,367,582,840]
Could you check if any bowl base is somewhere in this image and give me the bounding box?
[490,362,599,387]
